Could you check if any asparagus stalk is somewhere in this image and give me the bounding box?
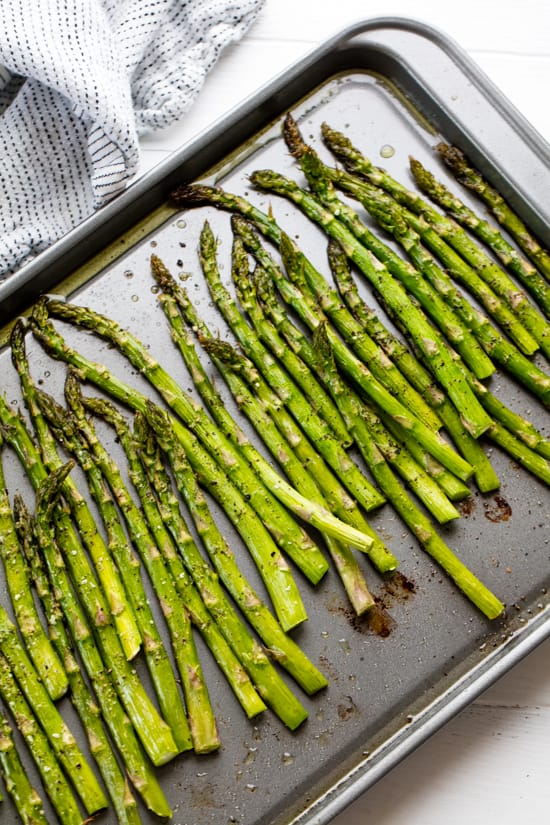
[320,122,546,356]
[281,115,495,384]
[133,412,328,697]
[43,299,335,585]
[0,418,172,816]
[0,561,108,815]
[149,262,377,614]
[249,165,494,441]
[232,213,475,482]
[151,254,329,586]
[484,421,550,485]
[0,440,68,702]
[322,238,494,495]
[170,183,545,449]
[409,155,550,317]
[170,183,484,479]
[0,653,84,825]
[231,250,459,523]
[436,141,550,282]
[375,278,550,485]
[77,391,273,723]
[142,401,319,727]
[240,250,440,437]
[312,324,504,619]
[63,373,220,755]
[255,257,469,500]
[199,220,387,514]
[358,185,550,409]
[125,411,268,719]
[411,158,550,355]
[14,498,143,825]
[35,388,192,755]
[202,333,394,572]
[0,712,49,825]
[28,298,379,562]
[0,397,180,774]
[164,264,395,574]
[10,319,142,662]
[233,261,355,445]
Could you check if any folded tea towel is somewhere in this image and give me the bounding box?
[0,0,264,278]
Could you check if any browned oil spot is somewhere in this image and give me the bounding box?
[351,603,396,638]
[382,571,416,601]
[459,496,476,517]
[483,494,512,523]
[337,696,358,721]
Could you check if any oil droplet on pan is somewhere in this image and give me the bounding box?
[380,144,395,158]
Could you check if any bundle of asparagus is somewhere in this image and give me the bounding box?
[0,106,548,825]
[169,112,550,621]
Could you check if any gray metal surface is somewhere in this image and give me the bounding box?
[0,18,548,825]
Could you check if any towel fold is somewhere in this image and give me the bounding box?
[0,0,264,278]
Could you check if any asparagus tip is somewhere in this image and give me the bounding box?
[150,253,177,293]
[434,142,469,175]
[170,183,215,207]
[282,112,308,158]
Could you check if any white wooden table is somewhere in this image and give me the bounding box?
[140,2,550,821]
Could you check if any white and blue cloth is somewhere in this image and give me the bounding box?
[0,0,264,277]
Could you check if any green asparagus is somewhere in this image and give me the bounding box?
[436,141,550,282]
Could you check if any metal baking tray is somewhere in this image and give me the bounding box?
[1,17,549,825]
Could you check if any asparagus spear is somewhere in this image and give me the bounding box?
[281,115,495,384]
[198,222,387,515]
[436,141,550,282]
[35,388,193,755]
[10,319,142,662]
[413,157,550,353]
[0,420,172,818]
[43,298,337,583]
[238,248,440,438]
[63,373,220,755]
[233,260,355,444]
[231,249,459,523]
[322,238,494,495]
[0,653,84,825]
[377,280,550,485]
[358,185,550,409]
[0,397,180,773]
[163,262,395,575]
[253,255,469,501]
[0,712,49,825]
[28,298,379,561]
[151,253,329,585]
[125,411,268,719]
[14,498,143,825]
[409,155,550,317]
[0,557,108,815]
[312,323,504,620]
[206,215,470,505]
[169,184,478,477]
[0,439,68,702]
[320,123,548,357]
[232,213,475,482]
[149,262,377,613]
[249,165,495,441]
[142,402,317,728]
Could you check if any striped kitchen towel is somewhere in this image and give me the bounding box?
[0,0,264,278]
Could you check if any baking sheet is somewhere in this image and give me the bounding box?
[0,17,549,825]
